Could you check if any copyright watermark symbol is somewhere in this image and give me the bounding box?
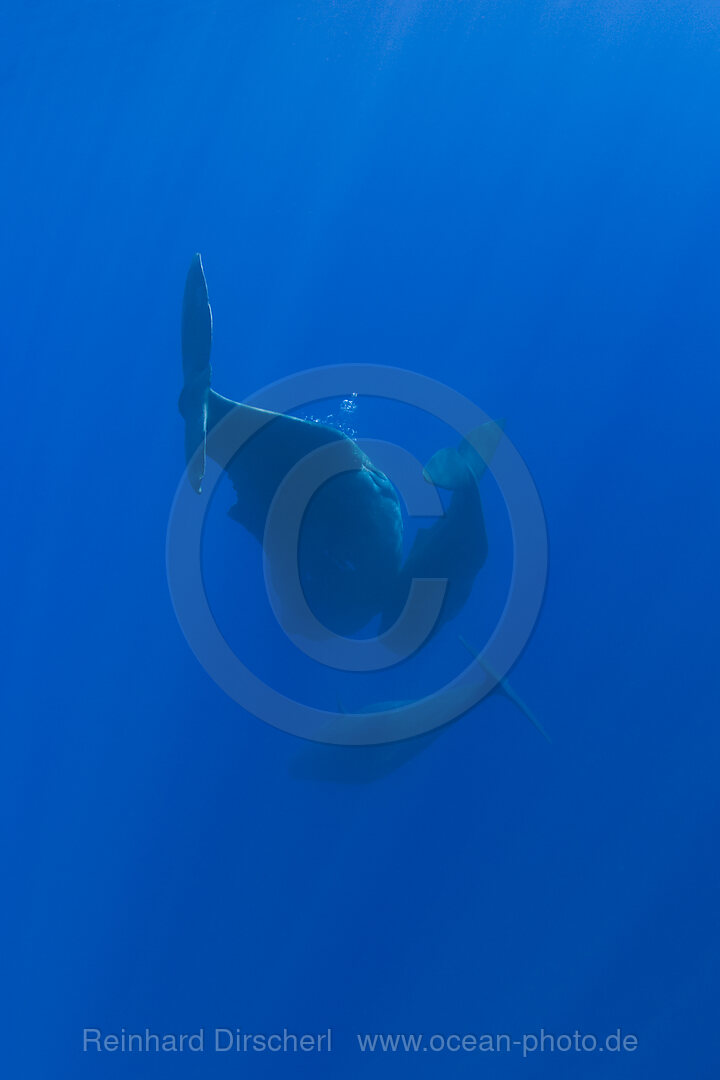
[166,363,547,745]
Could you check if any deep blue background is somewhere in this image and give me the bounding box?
[4,2,719,1076]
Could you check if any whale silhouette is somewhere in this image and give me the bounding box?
[179,254,503,643]
[289,638,548,783]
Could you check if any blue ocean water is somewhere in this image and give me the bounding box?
[4,2,719,1076]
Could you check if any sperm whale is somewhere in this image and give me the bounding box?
[179,254,503,642]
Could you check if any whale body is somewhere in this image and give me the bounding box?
[179,254,501,642]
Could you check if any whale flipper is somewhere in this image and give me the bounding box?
[458,636,550,742]
[179,253,213,492]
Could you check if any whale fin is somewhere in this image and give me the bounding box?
[422,447,472,490]
[458,418,506,482]
[458,636,551,742]
[179,253,213,493]
[422,419,506,490]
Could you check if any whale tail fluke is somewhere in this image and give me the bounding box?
[459,418,506,481]
[422,419,506,491]
[179,253,213,492]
